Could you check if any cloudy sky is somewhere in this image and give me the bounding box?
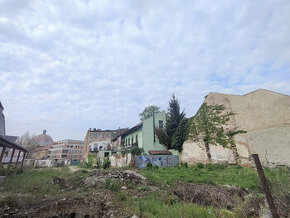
[0,0,290,141]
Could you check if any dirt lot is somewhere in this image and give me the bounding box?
[0,166,289,217]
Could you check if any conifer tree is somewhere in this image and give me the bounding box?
[165,94,185,149]
[171,118,189,151]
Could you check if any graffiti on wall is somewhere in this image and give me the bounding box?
[135,155,179,168]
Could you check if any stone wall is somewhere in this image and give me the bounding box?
[110,153,132,167]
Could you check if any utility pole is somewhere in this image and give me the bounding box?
[252,154,279,218]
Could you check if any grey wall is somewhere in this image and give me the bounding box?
[134,155,179,168]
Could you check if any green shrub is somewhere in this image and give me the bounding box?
[0,165,22,176]
[131,147,144,156]
[153,165,159,170]
[180,162,188,168]
[105,178,111,189]
[95,158,102,169]
[102,157,110,169]
[196,162,204,168]
[146,162,153,168]
[87,154,95,167]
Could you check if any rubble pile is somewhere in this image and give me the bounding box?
[84,170,146,185]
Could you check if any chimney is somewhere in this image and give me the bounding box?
[43,130,47,135]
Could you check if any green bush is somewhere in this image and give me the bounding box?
[131,147,144,156]
[196,162,204,168]
[153,165,159,170]
[102,157,110,169]
[180,162,188,168]
[95,158,102,169]
[0,165,22,176]
[146,162,153,168]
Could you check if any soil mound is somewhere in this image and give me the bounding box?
[174,182,248,209]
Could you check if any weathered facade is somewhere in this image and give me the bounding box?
[83,128,127,160]
[180,89,290,167]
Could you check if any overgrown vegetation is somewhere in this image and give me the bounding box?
[0,165,22,176]
[141,164,289,192]
[0,164,289,217]
[131,146,144,156]
[80,154,110,169]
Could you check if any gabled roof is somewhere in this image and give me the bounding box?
[111,128,129,141]
[3,135,18,143]
[0,135,27,152]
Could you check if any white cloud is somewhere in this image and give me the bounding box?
[0,0,289,140]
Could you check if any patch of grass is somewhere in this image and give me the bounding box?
[0,168,89,199]
[140,164,289,192]
[128,196,234,218]
[104,178,122,192]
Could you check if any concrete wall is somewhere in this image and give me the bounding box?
[247,125,290,166]
[180,140,236,165]
[134,155,179,168]
[180,89,290,167]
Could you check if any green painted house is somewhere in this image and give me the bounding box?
[114,111,168,154]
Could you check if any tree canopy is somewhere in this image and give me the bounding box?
[171,118,189,151]
[139,105,160,121]
[188,103,245,160]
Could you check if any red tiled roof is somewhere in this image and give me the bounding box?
[148,150,172,155]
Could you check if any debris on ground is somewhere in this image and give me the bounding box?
[174,182,248,209]
[84,170,146,186]
[1,192,129,218]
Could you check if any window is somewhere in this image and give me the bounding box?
[159,120,164,129]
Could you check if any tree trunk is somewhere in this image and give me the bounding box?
[204,141,211,161]
[231,142,240,165]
